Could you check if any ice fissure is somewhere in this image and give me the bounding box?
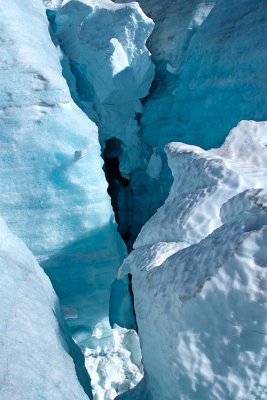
[0,0,144,399]
[46,0,158,250]
[2,0,267,400]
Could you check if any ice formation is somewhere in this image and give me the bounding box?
[2,1,267,399]
[46,0,155,247]
[0,0,133,350]
[118,121,267,399]
[0,217,92,400]
[112,0,267,244]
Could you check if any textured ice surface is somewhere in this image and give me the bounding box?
[0,0,128,348]
[85,324,143,400]
[0,217,92,400]
[47,0,155,247]
[118,121,267,399]
[53,0,154,175]
[112,0,267,244]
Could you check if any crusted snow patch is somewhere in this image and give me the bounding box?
[85,323,143,400]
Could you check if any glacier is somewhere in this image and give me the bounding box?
[0,217,92,400]
[1,0,267,399]
[118,121,267,400]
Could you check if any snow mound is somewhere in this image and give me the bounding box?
[85,324,143,400]
[118,120,267,399]
[0,217,92,400]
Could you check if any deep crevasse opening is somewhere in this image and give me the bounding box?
[44,3,151,399]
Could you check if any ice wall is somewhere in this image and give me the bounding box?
[46,0,155,247]
[0,217,92,400]
[118,121,267,399]
[112,0,267,244]
[0,0,129,348]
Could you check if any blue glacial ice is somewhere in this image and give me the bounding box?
[0,0,133,350]
[46,0,155,247]
[1,1,267,400]
[0,217,92,400]
[112,0,267,244]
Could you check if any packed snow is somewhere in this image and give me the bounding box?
[118,121,267,399]
[85,324,143,400]
[0,217,92,400]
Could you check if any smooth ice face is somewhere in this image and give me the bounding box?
[0,217,92,400]
[0,0,127,347]
[118,121,267,400]
[137,0,267,149]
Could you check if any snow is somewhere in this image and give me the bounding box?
[0,217,92,400]
[118,121,267,399]
[85,324,143,400]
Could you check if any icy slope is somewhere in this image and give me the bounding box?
[118,121,267,399]
[0,217,91,400]
[0,0,128,347]
[135,120,267,247]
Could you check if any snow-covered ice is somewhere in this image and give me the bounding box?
[85,324,143,400]
[118,121,267,399]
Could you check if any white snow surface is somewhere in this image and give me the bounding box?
[85,324,143,400]
[118,121,267,399]
[135,121,267,247]
[0,217,90,400]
